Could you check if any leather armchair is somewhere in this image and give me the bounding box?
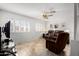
[43,30,69,54]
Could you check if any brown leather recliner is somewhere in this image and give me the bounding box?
[43,30,69,54]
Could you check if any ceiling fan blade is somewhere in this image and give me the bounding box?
[48,14,53,16]
[50,11,56,13]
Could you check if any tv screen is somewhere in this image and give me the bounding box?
[0,27,1,50]
[4,21,10,38]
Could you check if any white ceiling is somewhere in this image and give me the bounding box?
[0,3,74,20]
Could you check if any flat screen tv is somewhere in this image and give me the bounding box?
[0,27,1,50]
[3,21,10,38]
[0,21,10,50]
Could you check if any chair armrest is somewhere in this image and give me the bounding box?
[45,38,57,43]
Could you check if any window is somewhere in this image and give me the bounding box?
[26,22,30,32]
[35,23,45,32]
[11,20,30,32]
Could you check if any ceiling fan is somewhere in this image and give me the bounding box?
[42,8,56,19]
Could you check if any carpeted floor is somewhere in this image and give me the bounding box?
[16,38,71,56]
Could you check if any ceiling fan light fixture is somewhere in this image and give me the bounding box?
[42,14,48,19]
[42,8,56,19]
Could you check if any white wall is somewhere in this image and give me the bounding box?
[0,10,46,44]
[46,4,74,40]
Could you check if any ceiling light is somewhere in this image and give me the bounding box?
[42,8,56,19]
